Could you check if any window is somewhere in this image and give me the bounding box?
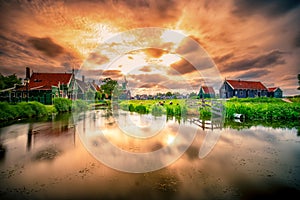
[240,90,243,95]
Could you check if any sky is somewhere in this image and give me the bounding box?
[0,0,299,96]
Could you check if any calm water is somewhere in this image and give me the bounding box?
[0,110,300,200]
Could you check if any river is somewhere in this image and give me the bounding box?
[0,109,300,200]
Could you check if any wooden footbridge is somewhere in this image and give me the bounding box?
[186,99,225,130]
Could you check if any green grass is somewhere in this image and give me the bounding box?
[0,98,89,121]
[118,98,300,121]
[287,96,300,103]
[228,97,284,103]
[0,101,50,121]
[118,99,188,116]
[225,101,300,120]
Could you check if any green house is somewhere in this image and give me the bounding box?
[198,86,215,99]
[267,87,283,98]
[15,70,76,104]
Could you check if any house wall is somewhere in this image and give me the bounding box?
[199,88,215,98]
[274,89,282,98]
[220,82,234,98]
[220,81,268,98]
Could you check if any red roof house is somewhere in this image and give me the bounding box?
[267,87,282,98]
[220,79,268,98]
[15,67,76,104]
[198,85,215,98]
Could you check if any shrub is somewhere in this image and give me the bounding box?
[135,104,148,114]
[16,102,36,118]
[166,106,174,116]
[129,104,135,112]
[225,102,300,120]
[199,107,211,119]
[28,101,47,117]
[151,104,165,116]
[53,98,72,112]
[72,99,89,112]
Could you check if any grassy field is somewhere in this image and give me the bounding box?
[117,99,190,116]
[117,97,300,121]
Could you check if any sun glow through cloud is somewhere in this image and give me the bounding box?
[0,0,299,95]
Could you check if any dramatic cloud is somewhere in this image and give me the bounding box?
[168,59,196,75]
[128,74,167,84]
[232,0,300,17]
[101,69,123,79]
[144,48,167,58]
[87,52,109,65]
[221,50,286,73]
[0,0,299,95]
[139,66,152,73]
[139,83,168,89]
[27,37,64,58]
[237,69,270,80]
[295,32,300,48]
[213,53,235,64]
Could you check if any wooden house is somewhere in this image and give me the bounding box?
[14,67,76,104]
[267,87,282,98]
[219,79,268,98]
[76,76,102,100]
[198,86,215,98]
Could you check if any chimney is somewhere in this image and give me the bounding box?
[26,67,30,79]
[82,75,85,82]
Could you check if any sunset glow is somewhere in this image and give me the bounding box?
[0,0,299,95]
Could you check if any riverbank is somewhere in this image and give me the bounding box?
[1,97,299,123]
[117,97,300,121]
[0,98,89,122]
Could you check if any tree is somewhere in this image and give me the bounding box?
[95,91,103,100]
[0,73,21,90]
[166,91,172,97]
[189,92,198,98]
[100,78,118,99]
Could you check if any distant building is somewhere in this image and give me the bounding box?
[76,76,101,100]
[219,79,268,98]
[118,77,131,100]
[267,87,282,98]
[198,86,215,98]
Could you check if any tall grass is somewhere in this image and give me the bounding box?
[53,98,89,113]
[0,101,49,121]
[225,102,300,120]
[53,98,72,112]
[119,100,188,117]
[228,97,284,103]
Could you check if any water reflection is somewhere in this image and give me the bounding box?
[76,110,197,172]
[0,109,299,199]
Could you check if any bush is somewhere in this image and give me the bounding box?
[199,107,211,119]
[166,106,174,116]
[151,104,165,116]
[53,98,72,112]
[72,99,89,112]
[228,97,283,103]
[129,104,135,112]
[135,104,148,114]
[28,101,47,117]
[225,102,300,120]
[0,101,52,121]
[16,102,36,118]
[45,105,57,114]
